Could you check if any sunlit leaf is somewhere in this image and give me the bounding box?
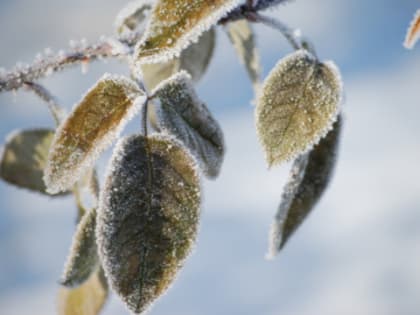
[115,0,155,36]
[267,116,342,258]
[58,268,108,315]
[135,0,240,64]
[153,71,224,178]
[226,20,261,92]
[142,28,216,90]
[404,9,420,49]
[44,74,146,194]
[256,50,343,166]
[97,134,200,314]
[61,208,98,287]
[0,128,68,195]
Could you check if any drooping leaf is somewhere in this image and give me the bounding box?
[256,49,343,167]
[115,0,155,36]
[97,134,200,314]
[0,128,68,195]
[135,0,240,64]
[61,208,98,287]
[267,116,342,258]
[57,268,108,315]
[44,74,146,194]
[153,71,224,178]
[142,28,216,90]
[404,9,420,49]
[226,20,261,92]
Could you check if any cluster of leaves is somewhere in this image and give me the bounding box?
[0,0,344,314]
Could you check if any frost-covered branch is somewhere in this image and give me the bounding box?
[0,38,131,93]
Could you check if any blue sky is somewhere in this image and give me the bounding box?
[1,1,420,315]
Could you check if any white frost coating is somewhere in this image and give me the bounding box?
[151,69,191,96]
[44,73,146,194]
[404,9,420,49]
[114,0,155,35]
[255,49,343,165]
[135,0,241,64]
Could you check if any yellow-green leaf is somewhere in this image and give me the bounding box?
[135,0,240,64]
[256,50,343,166]
[61,208,98,287]
[267,116,342,258]
[58,268,108,315]
[97,134,200,314]
[226,20,261,93]
[153,71,225,178]
[44,74,146,194]
[0,128,69,195]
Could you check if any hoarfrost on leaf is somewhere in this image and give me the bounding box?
[115,0,155,37]
[0,128,69,195]
[44,74,146,194]
[153,71,225,178]
[255,49,343,167]
[135,0,241,64]
[404,9,420,49]
[96,134,201,314]
[267,116,342,258]
[57,268,108,315]
[61,208,99,287]
[226,20,262,93]
[141,28,216,90]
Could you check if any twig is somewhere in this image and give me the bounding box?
[23,82,65,126]
[0,38,131,93]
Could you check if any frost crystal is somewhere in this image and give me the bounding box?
[135,0,241,64]
[267,116,342,258]
[44,74,146,194]
[115,0,155,36]
[255,49,343,167]
[96,134,201,314]
[153,71,225,178]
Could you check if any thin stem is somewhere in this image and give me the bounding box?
[0,37,131,93]
[249,12,302,50]
[141,98,149,137]
[23,82,65,126]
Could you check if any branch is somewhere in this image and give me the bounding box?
[0,38,131,93]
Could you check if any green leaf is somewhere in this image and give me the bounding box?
[97,134,200,314]
[267,116,342,257]
[0,128,69,195]
[135,0,240,64]
[226,20,261,92]
[256,49,343,166]
[115,0,154,36]
[57,268,108,315]
[61,208,98,287]
[44,74,146,194]
[153,71,225,178]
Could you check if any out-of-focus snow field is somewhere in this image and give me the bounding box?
[1,1,420,314]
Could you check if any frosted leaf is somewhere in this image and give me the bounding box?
[255,50,343,167]
[226,20,261,93]
[97,134,201,314]
[57,268,108,315]
[0,128,69,195]
[267,116,342,258]
[153,71,224,178]
[115,0,155,36]
[44,74,146,194]
[135,0,240,64]
[404,9,420,49]
[61,208,98,287]
[142,28,216,90]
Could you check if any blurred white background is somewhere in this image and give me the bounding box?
[1,1,420,314]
